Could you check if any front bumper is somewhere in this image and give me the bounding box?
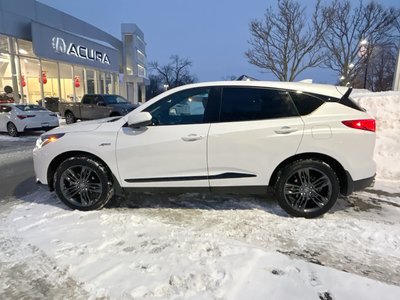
[33,146,50,186]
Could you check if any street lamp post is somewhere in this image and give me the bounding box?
[393,44,400,91]
[359,39,369,89]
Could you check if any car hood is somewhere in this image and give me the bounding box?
[48,117,120,134]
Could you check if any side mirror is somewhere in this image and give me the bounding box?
[97,101,106,106]
[127,112,152,128]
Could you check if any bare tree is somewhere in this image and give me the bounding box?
[245,0,331,81]
[145,74,163,100]
[149,55,197,89]
[352,42,398,91]
[322,0,400,88]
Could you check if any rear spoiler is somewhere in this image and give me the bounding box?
[340,87,353,101]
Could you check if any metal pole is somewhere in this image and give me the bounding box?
[393,48,400,91]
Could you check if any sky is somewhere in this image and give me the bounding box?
[38,0,400,84]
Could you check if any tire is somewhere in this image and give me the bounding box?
[275,159,340,218]
[65,112,76,124]
[54,157,114,211]
[7,122,19,137]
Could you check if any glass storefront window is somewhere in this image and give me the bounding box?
[86,69,95,94]
[0,53,13,102]
[17,39,35,57]
[19,57,41,104]
[97,71,105,94]
[105,73,112,94]
[41,60,60,100]
[73,66,85,100]
[0,34,9,53]
[59,63,74,102]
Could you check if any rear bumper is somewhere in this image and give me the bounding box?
[342,171,375,196]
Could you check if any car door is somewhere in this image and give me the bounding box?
[116,87,219,188]
[80,95,94,120]
[207,87,304,188]
[92,96,111,119]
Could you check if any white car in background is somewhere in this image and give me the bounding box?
[33,81,376,218]
[0,104,59,137]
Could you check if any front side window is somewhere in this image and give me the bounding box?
[145,88,210,125]
[92,96,104,105]
[220,87,298,122]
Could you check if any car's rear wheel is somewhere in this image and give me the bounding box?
[54,157,113,211]
[65,112,76,124]
[7,122,18,137]
[275,159,339,218]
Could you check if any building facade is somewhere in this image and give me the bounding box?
[0,0,147,106]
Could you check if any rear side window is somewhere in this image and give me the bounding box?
[289,92,324,115]
[15,105,46,111]
[220,87,298,122]
[82,96,93,105]
[0,105,12,113]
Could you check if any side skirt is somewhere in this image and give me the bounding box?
[123,186,271,196]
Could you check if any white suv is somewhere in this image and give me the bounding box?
[33,81,376,218]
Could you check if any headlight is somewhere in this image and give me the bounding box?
[35,133,65,149]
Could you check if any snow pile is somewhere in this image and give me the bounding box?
[352,90,400,180]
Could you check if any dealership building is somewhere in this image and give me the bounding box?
[0,0,148,106]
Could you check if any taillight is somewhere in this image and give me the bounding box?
[17,115,35,120]
[342,119,376,132]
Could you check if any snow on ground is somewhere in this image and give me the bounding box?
[1,184,400,299]
[352,90,400,180]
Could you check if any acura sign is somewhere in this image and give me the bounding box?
[51,36,111,65]
[31,22,119,72]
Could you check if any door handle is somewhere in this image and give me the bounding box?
[181,134,203,142]
[274,126,298,134]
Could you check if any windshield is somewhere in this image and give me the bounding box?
[15,105,47,111]
[103,95,129,104]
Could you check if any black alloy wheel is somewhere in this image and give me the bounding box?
[54,157,113,210]
[65,112,76,124]
[275,159,339,218]
[7,122,18,137]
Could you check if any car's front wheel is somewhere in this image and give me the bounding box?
[54,157,114,210]
[275,159,339,218]
[7,122,19,137]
